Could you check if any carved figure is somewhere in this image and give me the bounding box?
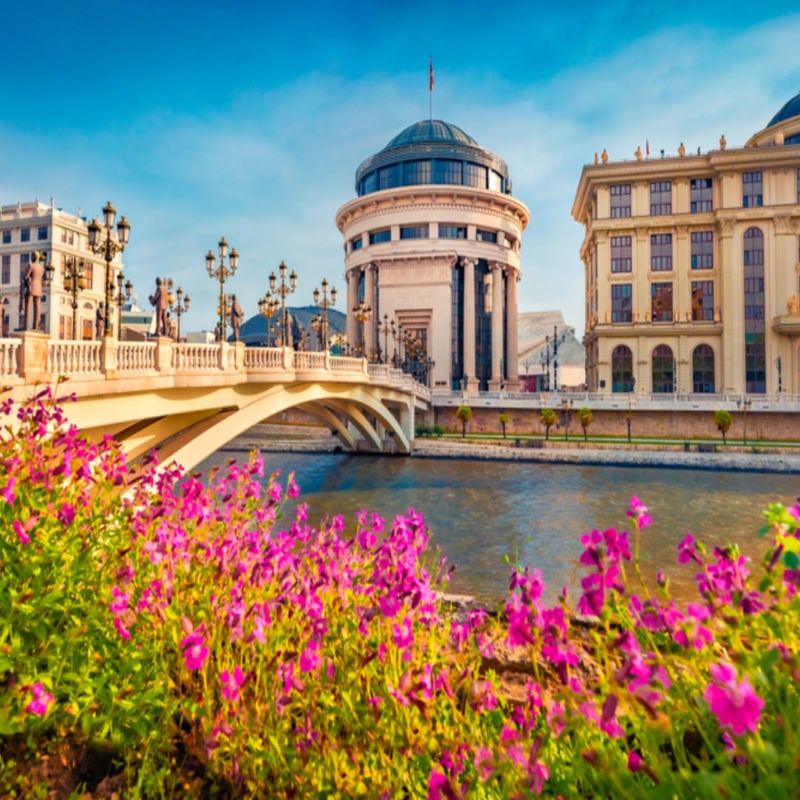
[594,152,599,165]
[788,295,798,316]
[95,303,105,339]
[601,148,609,164]
[230,294,244,342]
[719,134,727,151]
[148,277,169,337]
[634,145,643,161]
[23,253,45,331]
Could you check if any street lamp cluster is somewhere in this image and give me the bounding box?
[206,237,239,342]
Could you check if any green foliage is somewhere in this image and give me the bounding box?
[578,407,593,441]
[714,409,733,443]
[540,408,557,440]
[456,405,472,439]
[498,412,510,439]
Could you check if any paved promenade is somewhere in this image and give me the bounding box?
[226,424,800,474]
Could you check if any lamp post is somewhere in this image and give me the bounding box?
[776,356,783,395]
[116,272,133,339]
[87,201,131,338]
[63,255,88,340]
[168,286,190,341]
[269,260,297,347]
[206,237,239,342]
[312,277,337,351]
[379,313,393,364]
[552,325,559,392]
[258,292,280,346]
[353,300,372,357]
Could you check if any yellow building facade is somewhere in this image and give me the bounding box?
[573,91,800,396]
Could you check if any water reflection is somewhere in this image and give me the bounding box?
[196,451,799,607]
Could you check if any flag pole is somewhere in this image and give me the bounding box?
[429,57,434,121]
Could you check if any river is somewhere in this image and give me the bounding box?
[196,450,799,607]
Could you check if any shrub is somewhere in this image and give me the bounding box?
[540,408,557,440]
[456,405,472,439]
[578,407,593,441]
[714,409,733,444]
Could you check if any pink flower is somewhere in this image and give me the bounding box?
[113,616,131,640]
[181,631,209,671]
[220,665,245,702]
[13,519,30,544]
[26,682,53,716]
[704,662,764,735]
[2,477,16,505]
[627,496,652,528]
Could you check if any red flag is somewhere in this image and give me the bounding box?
[429,59,434,91]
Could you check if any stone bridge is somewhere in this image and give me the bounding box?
[1,332,431,471]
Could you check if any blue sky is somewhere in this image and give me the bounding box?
[2,0,799,334]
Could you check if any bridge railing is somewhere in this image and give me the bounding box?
[118,342,157,372]
[0,340,20,379]
[47,341,103,377]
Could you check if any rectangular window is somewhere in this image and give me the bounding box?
[20,228,30,243]
[2,230,10,244]
[377,164,401,190]
[610,184,631,218]
[651,282,673,322]
[403,160,430,185]
[650,180,672,215]
[37,226,48,241]
[476,229,497,243]
[743,171,763,207]
[439,225,467,239]
[690,178,713,212]
[464,162,487,189]
[650,233,673,271]
[350,237,362,252]
[691,280,714,321]
[611,283,632,322]
[83,261,94,290]
[369,229,391,244]
[1,255,9,284]
[399,225,429,240]
[691,231,714,269]
[610,235,632,273]
[432,159,462,184]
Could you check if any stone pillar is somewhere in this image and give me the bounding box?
[364,265,376,358]
[346,268,360,353]
[505,266,520,391]
[489,262,504,390]
[718,220,739,392]
[15,330,50,384]
[461,258,477,391]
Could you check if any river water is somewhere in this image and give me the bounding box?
[196,450,799,607]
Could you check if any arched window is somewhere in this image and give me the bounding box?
[611,345,634,392]
[692,344,715,393]
[743,227,765,393]
[652,344,675,393]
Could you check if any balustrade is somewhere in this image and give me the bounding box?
[47,341,103,376]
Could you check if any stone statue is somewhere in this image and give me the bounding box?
[230,294,244,342]
[788,295,798,316]
[634,145,643,161]
[148,277,170,337]
[594,152,599,165]
[678,142,686,157]
[601,148,609,164]
[95,303,105,339]
[23,252,45,331]
[719,134,727,151]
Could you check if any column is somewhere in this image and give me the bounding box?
[505,266,520,391]
[461,258,477,391]
[718,220,739,392]
[489,262,503,390]
[364,265,376,358]
[346,268,360,354]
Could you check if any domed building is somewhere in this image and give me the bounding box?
[573,90,800,396]
[336,119,529,391]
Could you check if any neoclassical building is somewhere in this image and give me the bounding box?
[336,120,529,391]
[573,90,800,395]
[0,199,126,339]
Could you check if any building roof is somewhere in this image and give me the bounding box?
[382,119,479,150]
[767,90,800,127]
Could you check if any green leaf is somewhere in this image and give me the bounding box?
[783,551,800,570]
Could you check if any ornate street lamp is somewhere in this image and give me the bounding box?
[257,291,280,346]
[269,261,297,347]
[168,286,190,341]
[206,237,239,342]
[63,255,88,340]
[87,201,131,338]
[312,277,337,351]
[560,398,573,441]
[353,300,372,357]
[115,272,133,339]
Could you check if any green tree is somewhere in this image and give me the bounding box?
[498,412,510,439]
[714,409,732,444]
[578,407,593,442]
[456,405,473,439]
[540,408,557,440]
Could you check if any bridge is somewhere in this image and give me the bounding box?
[0,332,431,472]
